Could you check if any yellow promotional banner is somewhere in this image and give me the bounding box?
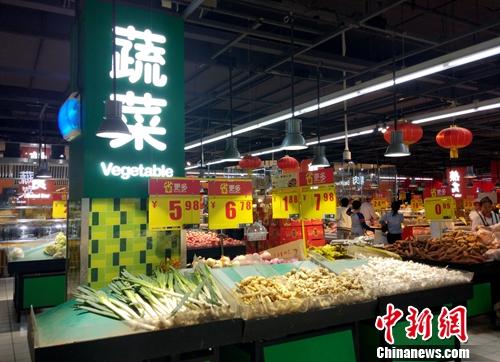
[149,196,201,231]
[300,186,336,219]
[372,198,388,211]
[424,196,456,220]
[208,195,253,229]
[272,187,300,219]
[52,200,67,219]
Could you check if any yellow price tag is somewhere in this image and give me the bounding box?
[372,198,388,211]
[424,196,456,220]
[52,200,67,219]
[300,186,336,219]
[463,198,474,210]
[272,188,300,219]
[149,195,201,231]
[411,198,423,210]
[208,195,253,229]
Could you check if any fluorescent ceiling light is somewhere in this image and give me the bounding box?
[184,37,500,152]
[185,164,200,170]
[411,97,500,124]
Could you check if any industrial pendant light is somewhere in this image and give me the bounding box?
[281,15,307,151]
[385,36,410,158]
[35,109,51,179]
[464,166,477,179]
[96,0,130,139]
[311,66,330,168]
[222,64,241,162]
[341,32,351,163]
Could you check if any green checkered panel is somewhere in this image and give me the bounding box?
[87,198,180,289]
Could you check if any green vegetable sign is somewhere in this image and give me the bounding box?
[70,0,184,198]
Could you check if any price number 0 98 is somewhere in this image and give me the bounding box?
[225,200,252,219]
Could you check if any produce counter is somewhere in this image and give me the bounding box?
[28,257,474,362]
[28,282,473,362]
[8,240,67,322]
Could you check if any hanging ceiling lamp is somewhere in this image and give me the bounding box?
[464,166,477,179]
[311,65,330,168]
[222,64,241,162]
[35,107,51,179]
[96,0,130,139]
[409,177,418,188]
[281,15,307,151]
[383,121,423,146]
[385,36,410,158]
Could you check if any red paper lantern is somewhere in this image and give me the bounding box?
[239,155,262,170]
[300,159,312,172]
[277,155,299,172]
[436,125,473,159]
[383,122,423,145]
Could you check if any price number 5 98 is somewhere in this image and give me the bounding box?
[168,199,201,220]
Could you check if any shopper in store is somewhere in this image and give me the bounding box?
[347,200,374,237]
[360,197,379,225]
[469,199,481,228]
[336,197,352,239]
[380,201,405,244]
[471,196,500,230]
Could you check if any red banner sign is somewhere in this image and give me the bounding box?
[299,168,334,186]
[208,180,252,196]
[149,178,201,195]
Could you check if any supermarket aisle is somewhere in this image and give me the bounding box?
[0,277,30,362]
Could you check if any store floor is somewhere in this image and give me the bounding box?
[0,277,499,362]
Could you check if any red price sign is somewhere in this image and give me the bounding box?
[149,196,201,230]
[149,178,201,195]
[208,195,253,229]
[298,168,334,186]
[272,188,300,218]
[300,185,336,219]
[424,196,456,220]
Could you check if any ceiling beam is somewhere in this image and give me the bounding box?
[182,0,204,20]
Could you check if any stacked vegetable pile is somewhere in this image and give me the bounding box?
[192,251,295,268]
[234,267,369,318]
[186,230,244,249]
[339,257,472,296]
[74,264,232,330]
[385,230,500,264]
[308,244,348,260]
[43,232,66,258]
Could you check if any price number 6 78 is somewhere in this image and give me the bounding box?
[225,200,252,219]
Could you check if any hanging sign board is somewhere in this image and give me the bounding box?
[298,168,334,187]
[424,196,456,220]
[272,187,300,219]
[148,178,201,230]
[300,185,337,219]
[271,173,298,188]
[208,180,253,229]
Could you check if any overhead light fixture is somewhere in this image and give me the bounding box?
[311,146,330,168]
[184,37,500,152]
[222,138,241,162]
[281,16,308,152]
[385,44,410,159]
[281,118,307,150]
[96,0,130,139]
[385,130,410,157]
[221,64,241,162]
[35,160,51,179]
[409,178,418,188]
[464,166,477,179]
[311,66,330,168]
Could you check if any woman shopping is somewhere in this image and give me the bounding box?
[380,201,405,244]
[347,200,374,237]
